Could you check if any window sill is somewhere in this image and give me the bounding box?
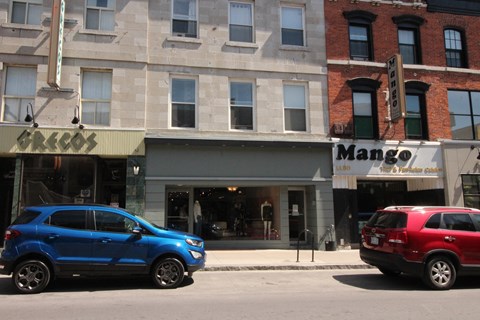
[225,41,258,49]
[279,45,310,52]
[166,36,202,44]
[79,29,118,37]
[1,23,43,31]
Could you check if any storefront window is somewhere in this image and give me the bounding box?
[462,175,480,208]
[182,187,281,241]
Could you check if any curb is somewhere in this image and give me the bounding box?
[202,264,375,271]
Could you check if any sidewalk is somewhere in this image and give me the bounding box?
[203,249,373,271]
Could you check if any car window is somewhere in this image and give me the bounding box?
[425,213,441,229]
[442,213,476,232]
[366,211,407,228]
[45,210,88,230]
[12,210,41,225]
[94,210,136,233]
[471,214,480,228]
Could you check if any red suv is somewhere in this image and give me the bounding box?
[360,206,480,290]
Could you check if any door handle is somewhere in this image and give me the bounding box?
[99,238,112,243]
[444,236,456,242]
[47,234,59,240]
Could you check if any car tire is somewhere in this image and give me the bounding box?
[378,267,401,276]
[12,260,51,294]
[423,256,456,290]
[151,257,185,289]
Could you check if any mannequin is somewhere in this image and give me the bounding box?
[194,200,202,236]
[261,201,273,240]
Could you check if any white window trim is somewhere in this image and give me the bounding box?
[229,79,256,131]
[80,69,113,127]
[171,0,199,38]
[84,0,116,32]
[283,82,309,133]
[280,4,306,48]
[228,1,255,44]
[169,75,198,130]
[2,65,37,123]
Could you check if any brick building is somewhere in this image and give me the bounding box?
[325,0,480,245]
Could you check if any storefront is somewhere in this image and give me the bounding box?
[144,137,334,249]
[0,126,145,245]
[332,140,445,246]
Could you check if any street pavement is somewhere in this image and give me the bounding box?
[203,249,373,271]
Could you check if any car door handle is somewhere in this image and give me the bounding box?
[99,238,112,244]
[47,234,59,240]
[444,236,456,242]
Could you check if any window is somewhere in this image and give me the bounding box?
[11,0,42,25]
[425,213,441,229]
[2,66,37,123]
[445,29,466,68]
[47,211,88,230]
[344,10,376,61]
[171,77,196,128]
[94,211,136,233]
[462,175,480,208]
[172,0,197,38]
[85,0,115,31]
[229,2,253,43]
[353,92,376,139]
[405,94,427,140]
[393,15,424,65]
[448,90,480,140]
[442,214,476,231]
[281,6,304,46]
[283,84,306,132]
[230,81,253,130]
[81,70,112,126]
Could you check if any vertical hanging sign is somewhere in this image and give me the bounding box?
[387,54,406,122]
[47,0,65,89]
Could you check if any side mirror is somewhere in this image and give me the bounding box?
[132,226,143,237]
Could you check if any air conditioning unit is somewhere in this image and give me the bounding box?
[333,123,345,134]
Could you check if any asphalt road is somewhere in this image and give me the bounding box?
[1,270,480,319]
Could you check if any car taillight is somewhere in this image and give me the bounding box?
[4,229,21,240]
[387,230,407,245]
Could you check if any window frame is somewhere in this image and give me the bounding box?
[404,82,430,140]
[80,69,113,126]
[229,79,255,130]
[280,5,305,47]
[170,76,197,129]
[444,28,467,68]
[10,0,43,25]
[171,0,198,38]
[85,0,116,32]
[352,91,377,139]
[343,10,377,62]
[2,65,37,124]
[228,1,254,43]
[283,82,308,132]
[393,15,424,65]
[448,89,480,140]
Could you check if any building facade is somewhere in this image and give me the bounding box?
[0,0,333,249]
[325,0,480,245]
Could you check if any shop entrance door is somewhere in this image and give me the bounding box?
[166,190,191,233]
[288,189,306,241]
[0,158,15,247]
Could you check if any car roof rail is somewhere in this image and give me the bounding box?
[383,205,480,211]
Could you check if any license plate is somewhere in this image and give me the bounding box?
[370,236,379,245]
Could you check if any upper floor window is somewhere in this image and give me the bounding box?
[393,15,424,65]
[348,78,380,140]
[448,90,480,140]
[281,6,304,46]
[81,70,112,126]
[11,0,42,25]
[230,81,254,130]
[229,1,253,43]
[2,66,37,124]
[172,0,197,38]
[86,0,115,31]
[445,29,466,68]
[283,83,307,132]
[404,81,430,140]
[344,10,376,61]
[171,77,196,128]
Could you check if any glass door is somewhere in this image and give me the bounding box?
[166,190,191,232]
[288,189,306,241]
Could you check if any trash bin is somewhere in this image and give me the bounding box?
[325,240,336,251]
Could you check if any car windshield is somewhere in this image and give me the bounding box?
[11,210,41,225]
[366,211,407,229]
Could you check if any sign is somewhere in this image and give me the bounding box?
[333,142,444,177]
[387,54,406,121]
[47,0,65,88]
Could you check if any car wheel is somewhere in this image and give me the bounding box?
[423,256,456,290]
[378,267,401,276]
[12,260,51,294]
[151,258,185,289]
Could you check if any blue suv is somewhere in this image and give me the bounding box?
[0,204,206,294]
